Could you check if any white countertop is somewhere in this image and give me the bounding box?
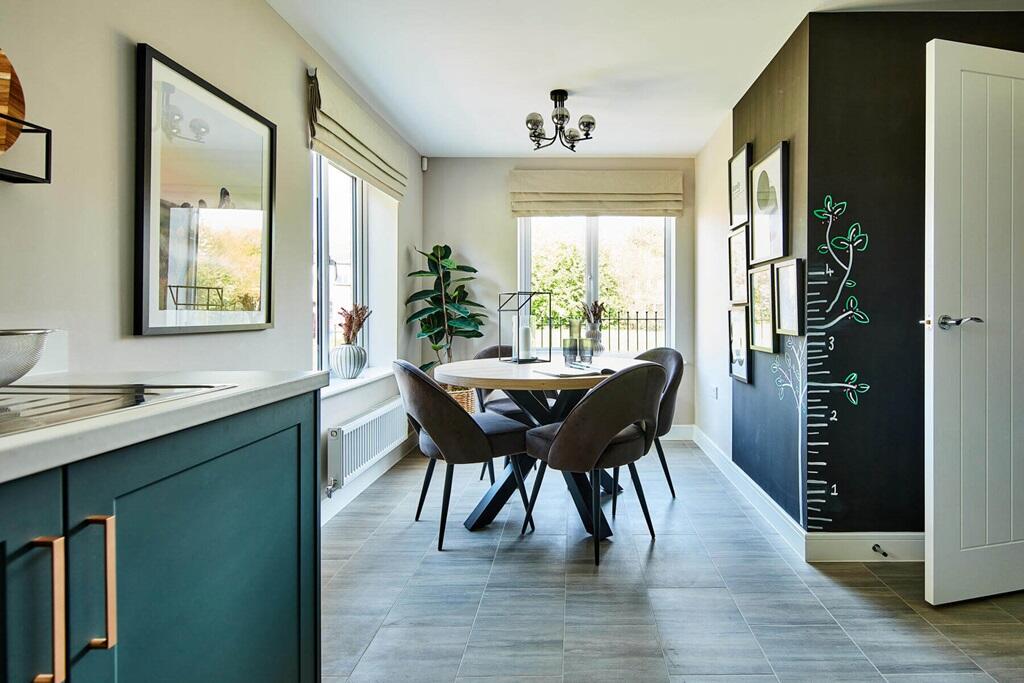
[0,370,329,484]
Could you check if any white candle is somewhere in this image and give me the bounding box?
[518,326,532,360]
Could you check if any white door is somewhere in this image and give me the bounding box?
[926,39,1024,605]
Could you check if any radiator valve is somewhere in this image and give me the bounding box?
[324,476,340,498]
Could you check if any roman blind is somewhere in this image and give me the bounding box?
[509,169,683,217]
[307,69,408,200]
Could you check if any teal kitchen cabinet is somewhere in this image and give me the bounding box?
[1,470,65,683]
[1,391,319,683]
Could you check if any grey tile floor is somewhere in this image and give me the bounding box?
[321,442,1024,682]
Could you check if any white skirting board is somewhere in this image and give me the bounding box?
[320,434,417,525]
[686,425,923,563]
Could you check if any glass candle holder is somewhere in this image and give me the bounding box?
[562,338,579,364]
[578,338,594,364]
[568,318,582,340]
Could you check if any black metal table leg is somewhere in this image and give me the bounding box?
[562,471,613,540]
[464,454,530,531]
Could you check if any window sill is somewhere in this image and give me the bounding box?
[321,366,394,399]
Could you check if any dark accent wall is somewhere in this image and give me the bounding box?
[732,19,809,525]
[803,11,1024,532]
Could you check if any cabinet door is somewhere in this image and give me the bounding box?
[65,394,318,683]
[1,470,64,683]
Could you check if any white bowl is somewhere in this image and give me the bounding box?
[0,330,51,386]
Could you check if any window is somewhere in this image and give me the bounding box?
[518,216,673,354]
[314,158,365,370]
[313,155,399,375]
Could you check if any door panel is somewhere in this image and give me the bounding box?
[65,394,318,682]
[0,470,63,683]
[926,39,1024,604]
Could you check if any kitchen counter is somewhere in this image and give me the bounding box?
[0,370,328,484]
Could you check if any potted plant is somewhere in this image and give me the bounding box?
[405,245,486,410]
[581,300,606,356]
[331,304,371,379]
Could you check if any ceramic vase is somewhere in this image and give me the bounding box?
[330,344,367,379]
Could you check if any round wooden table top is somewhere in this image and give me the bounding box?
[434,355,643,391]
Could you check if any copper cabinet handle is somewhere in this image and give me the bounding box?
[85,515,117,649]
[31,536,66,683]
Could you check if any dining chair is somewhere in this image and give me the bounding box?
[473,344,553,483]
[521,362,666,565]
[633,347,685,499]
[393,360,535,550]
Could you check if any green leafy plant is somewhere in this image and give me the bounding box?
[405,245,486,372]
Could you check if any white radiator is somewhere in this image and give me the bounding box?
[325,397,408,496]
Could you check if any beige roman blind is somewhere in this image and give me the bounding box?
[509,169,683,217]
[307,69,408,199]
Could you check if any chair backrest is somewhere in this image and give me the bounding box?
[393,360,490,463]
[545,362,666,473]
[473,345,512,407]
[636,347,685,437]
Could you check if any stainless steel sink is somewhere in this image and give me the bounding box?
[0,384,234,437]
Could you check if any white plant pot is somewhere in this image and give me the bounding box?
[330,344,367,379]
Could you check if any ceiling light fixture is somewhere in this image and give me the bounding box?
[525,89,595,152]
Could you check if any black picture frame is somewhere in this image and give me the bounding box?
[728,226,748,304]
[749,141,788,265]
[748,263,776,353]
[134,43,276,335]
[728,143,751,229]
[773,258,804,336]
[728,306,750,383]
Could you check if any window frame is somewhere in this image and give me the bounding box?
[315,155,369,373]
[517,215,676,350]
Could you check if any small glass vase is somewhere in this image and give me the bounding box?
[584,322,604,356]
[330,343,367,379]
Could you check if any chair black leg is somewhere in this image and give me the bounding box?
[521,461,547,535]
[628,463,655,539]
[415,457,436,521]
[479,461,487,480]
[655,438,676,498]
[611,467,620,517]
[511,457,535,533]
[591,468,601,566]
[438,463,455,551]
[487,458,496,485]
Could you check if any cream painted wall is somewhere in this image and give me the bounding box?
[422,156,695,425]
[693,114,733,452]
[0,0,423,373]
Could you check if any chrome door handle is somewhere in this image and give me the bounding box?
[937,315,984,330]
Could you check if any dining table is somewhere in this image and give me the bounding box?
[434,354,644,540]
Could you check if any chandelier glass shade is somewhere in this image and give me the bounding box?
[525,89,595,152]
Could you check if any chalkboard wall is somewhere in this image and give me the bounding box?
[730,11,1024,532]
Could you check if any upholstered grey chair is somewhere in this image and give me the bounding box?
[393,360,535,550]
[522,362,666,565]
[634,347,685,498]
[473,344,554,483]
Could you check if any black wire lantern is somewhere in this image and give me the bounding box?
[525,90,595,152]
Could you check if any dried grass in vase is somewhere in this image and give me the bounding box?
[338,304,372,344]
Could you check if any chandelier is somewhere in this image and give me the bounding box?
[525,89,595,152]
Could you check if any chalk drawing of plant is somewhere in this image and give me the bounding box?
[814,195,870,313]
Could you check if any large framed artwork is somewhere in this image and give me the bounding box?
[749,141,788,265]
[728,226,748,304]
[134,44,275,335]
[748,263,776,353]
[728,143,751,228]
[728,306,750,383]
[773,258,804,336]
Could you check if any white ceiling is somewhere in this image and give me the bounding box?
[267,0,1021,157]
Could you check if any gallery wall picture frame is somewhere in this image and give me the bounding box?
[749,141,789,265]
[728,143,751,229]
[748,263,776,353]
[135,43,276,335]
[728,226,748,304]
[728,306,750,383]
[773,258,804,336]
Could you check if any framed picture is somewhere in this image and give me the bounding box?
[728,306,750,383]
[773,258,804,336]
[749,141,788,265]
[134,44,276,335]
[728,143,751,228]
[748,264,776,353]
[728,226,748,304]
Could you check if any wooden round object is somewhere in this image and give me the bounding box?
[0,49,26,155]
[434,356,643,391]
